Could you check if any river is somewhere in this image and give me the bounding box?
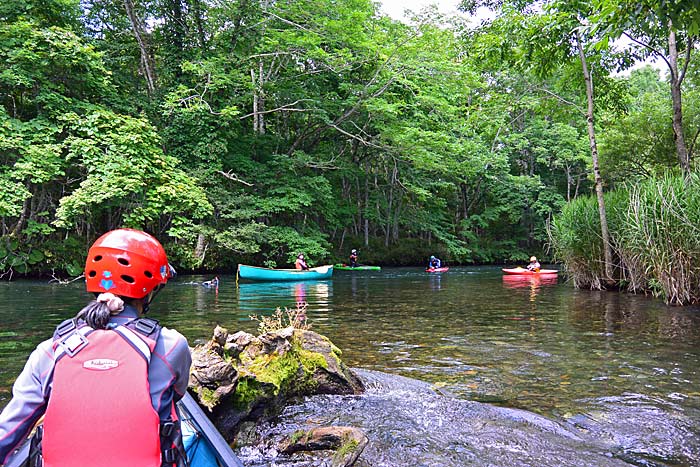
[1,266,699,466]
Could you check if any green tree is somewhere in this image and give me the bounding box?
[593,0,700,175]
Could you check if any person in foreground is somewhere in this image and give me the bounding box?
[0,228,191,467]
[295,253,309,270]
[527,256,541,272]
[349,249,358,267]
[428,255,442,269]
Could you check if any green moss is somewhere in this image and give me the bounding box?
[243,340,328,394]
[334,438,359,460]
[226,333,341,414]
[297,347,328,371]
[232,377,263,411]
[289,429,308,444]
[197,386,219,410]
[248,351,298,388]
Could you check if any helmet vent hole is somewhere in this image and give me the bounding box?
[118,258,130,266]
[93,255,102,262]
[144,270,153,278]
[88,270,96,278]
[121,275,135,284]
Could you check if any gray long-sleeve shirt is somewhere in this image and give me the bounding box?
[0,306,191,465]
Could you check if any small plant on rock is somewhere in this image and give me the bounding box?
[250,301,310,334]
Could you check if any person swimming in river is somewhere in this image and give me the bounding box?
[203,276,219,288]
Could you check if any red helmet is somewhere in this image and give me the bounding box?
[85,229,173,299]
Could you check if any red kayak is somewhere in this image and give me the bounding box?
[426,267,449,273]
[502,267,558,275]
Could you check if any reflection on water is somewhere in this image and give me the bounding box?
[236,280,332,314]
[1,267,699,465]
[502,273,558,301]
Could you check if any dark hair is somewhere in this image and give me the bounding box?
[75,296,134,329]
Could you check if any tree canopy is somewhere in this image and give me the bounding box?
[0,0,697,276]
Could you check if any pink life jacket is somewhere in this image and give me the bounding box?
[42,318,164,467]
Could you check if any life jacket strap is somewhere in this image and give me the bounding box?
[163,448,177,464]
[134,317,159,337]
[55,318,77,337]
[160,420,188,467]
[53,319,91,359]
[29,425,44,467]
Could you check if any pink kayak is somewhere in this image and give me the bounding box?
[426,267,449,273]
[502,267,558,275]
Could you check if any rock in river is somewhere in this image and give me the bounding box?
[189,325,365,441]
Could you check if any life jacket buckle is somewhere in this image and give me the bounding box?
[160,421,175,438]
[135,318,159,336]
[55,319,77,337]
[162,447,177,463]
[58,331,89,357]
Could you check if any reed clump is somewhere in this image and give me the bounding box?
[550,172,700,305]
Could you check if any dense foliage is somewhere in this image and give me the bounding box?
[0,0,697,277]
[551,172,700,305]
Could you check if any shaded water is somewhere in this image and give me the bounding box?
[1,266,699,465]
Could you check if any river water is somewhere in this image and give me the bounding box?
[1,266,699,466]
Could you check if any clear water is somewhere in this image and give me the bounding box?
[1,266,699,465]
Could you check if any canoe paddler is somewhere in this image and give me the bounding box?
[526,256,541,272]
[428,255,442,269]
[295,253,309,270]
[349,249,359,267]
[0,229,191,467]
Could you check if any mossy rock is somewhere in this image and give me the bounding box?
[189,325,364,440]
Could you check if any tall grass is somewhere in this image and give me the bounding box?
[549,195,607,290]
[550,172,700,305]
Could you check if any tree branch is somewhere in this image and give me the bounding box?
[218,170,254,186]
[679,36,693,84]
[328,124,384,148]
[623,32,673,75]
[239,100,315,119]
[536,87,584,112]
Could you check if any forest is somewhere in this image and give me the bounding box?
[1,0,699,302]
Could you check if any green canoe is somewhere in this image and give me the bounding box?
[334,264,381,271]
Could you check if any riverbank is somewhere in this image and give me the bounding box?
[550,172,700,305]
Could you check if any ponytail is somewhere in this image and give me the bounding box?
[76,293,125,329]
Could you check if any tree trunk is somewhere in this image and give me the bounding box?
[250,68,260,133]
[258,61,265,134]
[667,26,691,176]
[191,0,208,50]
[124,0,157,95]
[576,31,614,284]
[364,175,369,247]
[194,233,207,264]
[385,164,396,248]
[250,62,266,134]
[11,187,30,237]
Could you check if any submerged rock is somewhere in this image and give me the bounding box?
[237,369,653,467]
[280,426,369,467]
[189,325,364,440]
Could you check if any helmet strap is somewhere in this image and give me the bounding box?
[142,284,166,314]
[142,298,150,315]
